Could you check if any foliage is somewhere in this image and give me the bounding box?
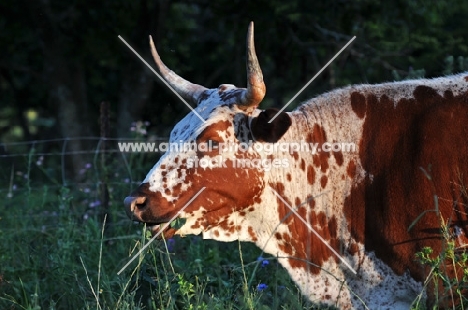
[410,171,468,309]
[2,0,468,146]
[0,140,316,310]
[413,226,468,309]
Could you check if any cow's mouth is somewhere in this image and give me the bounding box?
[146,222,178,239]
[124,196,180,239]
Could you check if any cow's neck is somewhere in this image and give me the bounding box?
[259,95,366,240]
[250,96,367,305]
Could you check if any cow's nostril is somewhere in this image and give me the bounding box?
[133,196,147,210]
[124,196,147,214]
[135,201,146,210]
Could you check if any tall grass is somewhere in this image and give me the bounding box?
[410,170,468,309]
[0,139,312,310]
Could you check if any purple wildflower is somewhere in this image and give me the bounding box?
[257,283,268,291]
[167,238,176,252]
[89,200,101,208]
[257,256,269,267]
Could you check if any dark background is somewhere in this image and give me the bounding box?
[1,0,468,178]
[1,2,468,308]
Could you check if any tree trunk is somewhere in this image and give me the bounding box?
[32,0,91,182]
[44,46,91,182]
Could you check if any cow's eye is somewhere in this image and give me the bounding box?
[196,140,221,156]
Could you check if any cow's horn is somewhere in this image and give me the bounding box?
[149,36,207,105]
[239,22,266,110]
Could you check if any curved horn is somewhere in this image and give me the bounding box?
[239,22,266,110]
[149,36,207,105]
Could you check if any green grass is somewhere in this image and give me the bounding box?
[412,217,468,309]
[0,141,315,310]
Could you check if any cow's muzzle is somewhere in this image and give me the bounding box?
[124,195,177,239]
[124,196,147,221]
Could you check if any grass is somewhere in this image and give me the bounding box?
[0,139,314,310]
[412,213,468,309]
[1,138,467,309]
[408,169,468,309]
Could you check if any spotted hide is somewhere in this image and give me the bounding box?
[124,22,468,309]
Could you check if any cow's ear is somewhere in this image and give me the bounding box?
[250,108,292,143]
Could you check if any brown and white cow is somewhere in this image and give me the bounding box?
[124,22,468,309]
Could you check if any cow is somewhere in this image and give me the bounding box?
[124,22,468,309]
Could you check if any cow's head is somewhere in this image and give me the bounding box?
[124,22,292,241]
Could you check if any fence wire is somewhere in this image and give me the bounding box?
[0,136,168,158]
[2,138,166,187]
[0,137,169,230]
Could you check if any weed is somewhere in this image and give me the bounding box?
[411,170,468,309]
